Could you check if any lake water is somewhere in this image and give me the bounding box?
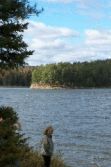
[0,88,111,167]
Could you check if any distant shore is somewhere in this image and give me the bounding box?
[30,83,65,89]
[30,83,111,89]
[0,86,29,88]
[0,85,111,89]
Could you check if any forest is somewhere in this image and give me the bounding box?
[0,67,33,87]
[0,59,111,88]
[32,59,111,88]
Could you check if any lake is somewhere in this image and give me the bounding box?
[0,88,111,167]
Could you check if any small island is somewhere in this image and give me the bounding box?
[31,59,111,89]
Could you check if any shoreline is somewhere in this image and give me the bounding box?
[30,83,64,89]
[0,85,111,89]
[30,83,111,89]
[0,86,29,88]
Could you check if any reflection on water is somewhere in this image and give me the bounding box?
[0,88,111,167]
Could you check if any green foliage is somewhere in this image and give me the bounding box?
[1,59,111,88]
[0,106,30,166]
[32,59,111,88]
[0,0,43,68]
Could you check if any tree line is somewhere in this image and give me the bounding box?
[0,59,111,87]
[32,59,111,88]
[0,67,33,87]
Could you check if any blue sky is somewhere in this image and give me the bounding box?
[24,0,111,65]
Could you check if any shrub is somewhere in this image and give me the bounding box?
[0,106,29,166]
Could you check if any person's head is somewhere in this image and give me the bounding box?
[44,126,54,136]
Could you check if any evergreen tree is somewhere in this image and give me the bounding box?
[0,0,43,68]
[0,106,30,166]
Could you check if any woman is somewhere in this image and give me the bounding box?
[41,126,54,167]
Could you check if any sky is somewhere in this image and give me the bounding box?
[24,0,111,65]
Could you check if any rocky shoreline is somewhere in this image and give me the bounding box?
[30,83,64,89]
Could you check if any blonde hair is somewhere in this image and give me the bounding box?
[43,126,53,135]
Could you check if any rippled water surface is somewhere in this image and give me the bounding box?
[0,88,111,167]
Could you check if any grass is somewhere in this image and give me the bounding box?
[20,150,67,167]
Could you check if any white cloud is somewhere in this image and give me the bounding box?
[24,21,111,65]
[75,29,111,61]
[24,21,79,65]
[85,29,111,45]
[25,21,78,39]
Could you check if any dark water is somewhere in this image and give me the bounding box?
[0,88,111,167]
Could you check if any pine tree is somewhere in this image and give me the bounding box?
[0,106,30,166]
[0,0,43,68]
